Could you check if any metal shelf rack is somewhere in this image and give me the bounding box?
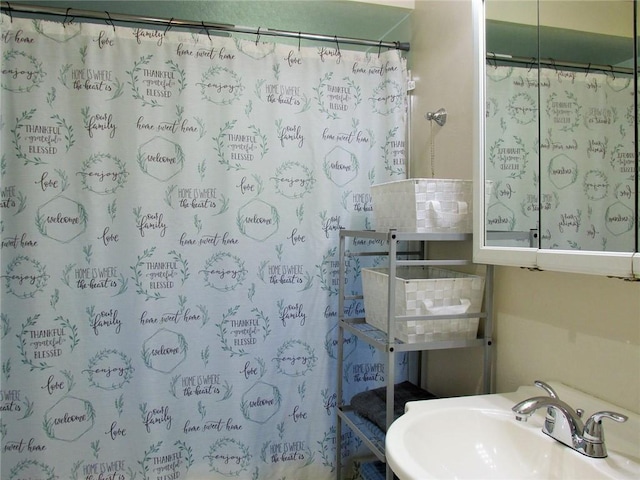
[335,229,494,480]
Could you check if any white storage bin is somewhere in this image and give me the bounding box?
[361,266,485,343]
[371,178,473,233]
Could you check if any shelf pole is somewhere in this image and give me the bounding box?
[336,231,347,479]
[483,264,495,393]
[385,230,398,480]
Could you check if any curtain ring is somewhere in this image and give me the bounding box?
[298,31,301,52]
[609,65,615,80]
[378,40,383,58]
[105,11,115,32]
[164,17,173,36]
[334,35,340,55]
[201,21,211,41]
[585,62,591,77]
[5,2,13,22]
[255,27,261,45]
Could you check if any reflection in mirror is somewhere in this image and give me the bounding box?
[484,0,637,253]
[485,0,539,249]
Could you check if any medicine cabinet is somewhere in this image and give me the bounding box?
[473,0,639,277]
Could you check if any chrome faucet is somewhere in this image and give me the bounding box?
[512,380,628,458]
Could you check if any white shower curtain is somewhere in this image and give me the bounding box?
[0,13,407,479]
[485,64,636,252]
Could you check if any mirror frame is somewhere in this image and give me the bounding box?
[472,0,638,278]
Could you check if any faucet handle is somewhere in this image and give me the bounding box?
[534,380,559,399]
[583,411,628,442]
[582,411,628,458]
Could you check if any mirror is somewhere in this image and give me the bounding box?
[474,0,639,276]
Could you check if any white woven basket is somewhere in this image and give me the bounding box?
[371,178,473,233]
[361,266,485,343]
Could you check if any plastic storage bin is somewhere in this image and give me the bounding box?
[371,178,473,233]
[361,266,485,343]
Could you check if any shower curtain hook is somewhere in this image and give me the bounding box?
[62,7,74,27]
[527,57,536,72]
[164,18,173,36]
[201,21,211,41]
[5,2,13,22]
[378,40,382,58]
[488,52,497,68]
[585,63,592,77]
[104,11,115,32]
[256,27,261,45]
[334,35,340,55]
[609,65,615,80]
[298,32,301,51]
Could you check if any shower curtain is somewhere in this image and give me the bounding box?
[485,64,636,252]
[0,13,407,480]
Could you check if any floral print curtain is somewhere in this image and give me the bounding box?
[0,12,407,480]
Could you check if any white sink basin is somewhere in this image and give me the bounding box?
[386,382,640,479]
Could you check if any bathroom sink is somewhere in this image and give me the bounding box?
[386,382,640,479]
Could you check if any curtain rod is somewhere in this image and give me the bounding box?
[487,52,633,76]
[0,1,410,52]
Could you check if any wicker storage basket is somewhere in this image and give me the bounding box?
[361,266,485,343]
[371,178,473,233]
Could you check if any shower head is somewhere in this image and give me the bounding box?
[425,108,447,126]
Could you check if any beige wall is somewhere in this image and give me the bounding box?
[410,0,474,180]
[411,0,640,414]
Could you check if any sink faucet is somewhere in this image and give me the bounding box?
[512,380,628,458]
